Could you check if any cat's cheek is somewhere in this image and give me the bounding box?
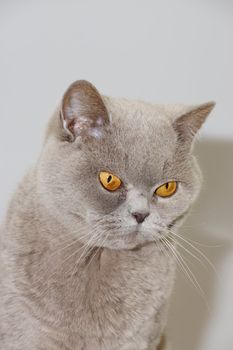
[82,188,126,215]
[153,187,192,226]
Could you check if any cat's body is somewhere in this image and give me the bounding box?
[0,181,174,349]
[0,81,214,349]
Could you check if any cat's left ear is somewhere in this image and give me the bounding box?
[60,80,109,142]
[172,102,215,146]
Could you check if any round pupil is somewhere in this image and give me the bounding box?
[107,175,112,183]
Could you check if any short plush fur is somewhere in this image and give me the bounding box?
[0,81,214,349]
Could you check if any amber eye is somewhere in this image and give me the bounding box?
[155,181,177,198]
[99,171,122,191]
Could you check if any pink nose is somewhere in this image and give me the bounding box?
[132,212,149,224]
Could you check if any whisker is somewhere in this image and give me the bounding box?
[162,236,210,311]
[32,225,109,291]
[168,235,207,270]
[86,231,110,269]
[70,232,101,284]
[168,229,221,281]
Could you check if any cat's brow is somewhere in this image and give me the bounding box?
[162,159,171,173]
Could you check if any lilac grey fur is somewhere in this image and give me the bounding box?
[0,80,214,349]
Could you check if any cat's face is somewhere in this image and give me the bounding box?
[38,81,214,250]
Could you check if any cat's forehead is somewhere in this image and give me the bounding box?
[103,96,167,123]
[103,95,177,150]
[102,96,194,125]
[87,96,178,186]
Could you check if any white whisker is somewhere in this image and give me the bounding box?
[162,236,210,311]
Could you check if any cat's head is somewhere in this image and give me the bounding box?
[38,80,215,249]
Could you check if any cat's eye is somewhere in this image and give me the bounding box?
[155,181,177,198]
[99,171,122,191]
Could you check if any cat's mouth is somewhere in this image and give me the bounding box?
[112,224,163,240]
[85,214,166,249]
[104,227,164,250]
[128,225,141,234]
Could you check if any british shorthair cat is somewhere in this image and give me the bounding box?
[0,80,215,349]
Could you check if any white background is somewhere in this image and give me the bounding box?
[0,1,233,349]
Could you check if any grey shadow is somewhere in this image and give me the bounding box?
[167,139,233,350]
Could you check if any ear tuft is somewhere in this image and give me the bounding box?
[60,80,109,141]
[173,101,215,144]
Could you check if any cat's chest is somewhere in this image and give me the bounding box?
[36,244,175,349]
[96,245,175,319]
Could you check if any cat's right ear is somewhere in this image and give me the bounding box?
[60,80,109,142]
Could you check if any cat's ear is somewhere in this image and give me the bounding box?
[172,102,215,147]
[60,80,109,141]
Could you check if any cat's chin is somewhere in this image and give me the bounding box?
[102,239,157,251]
[99,230,163,250]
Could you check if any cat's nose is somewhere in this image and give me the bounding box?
[132,212,150,224]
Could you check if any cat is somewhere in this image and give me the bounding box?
[0,80,215,350]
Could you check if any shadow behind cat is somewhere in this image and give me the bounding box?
[168,139,233,350]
